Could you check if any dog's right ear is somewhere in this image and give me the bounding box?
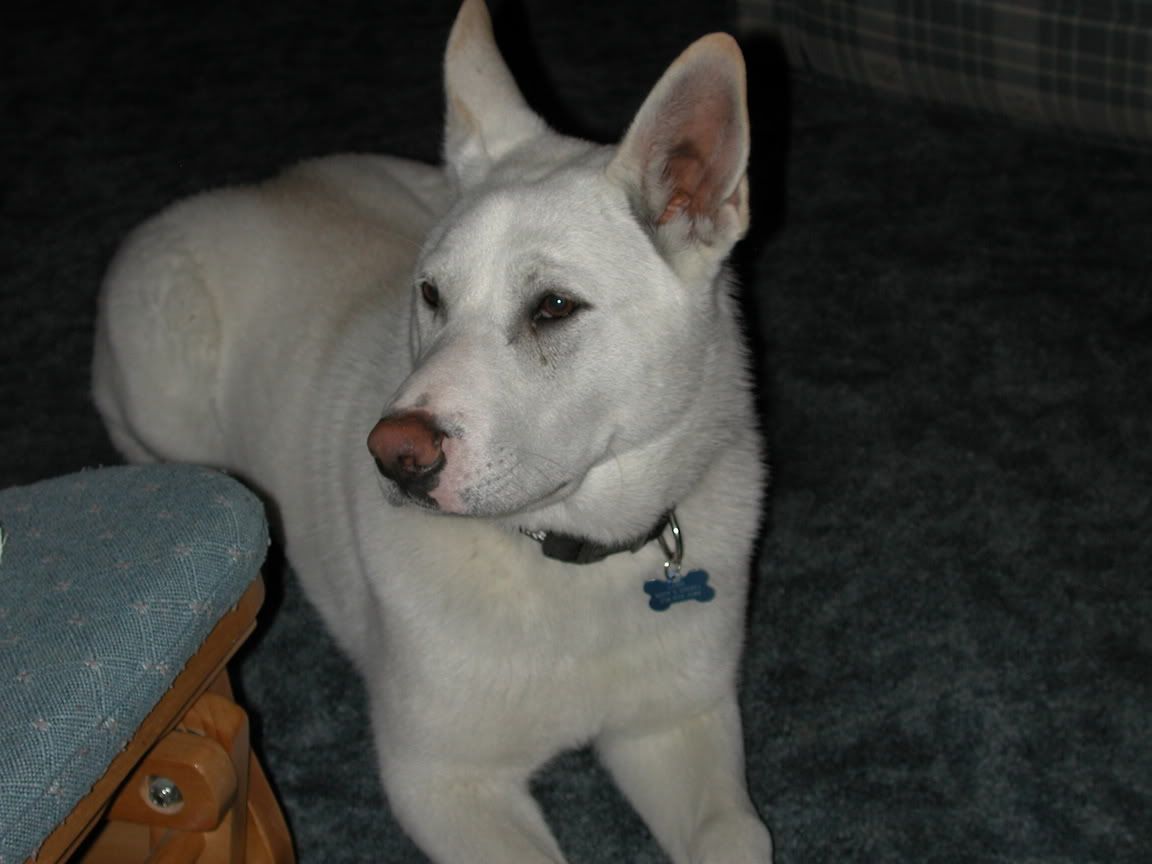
[443,0,546,188]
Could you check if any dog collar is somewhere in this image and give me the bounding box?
[520,512,671,565]
[524,512,716,611]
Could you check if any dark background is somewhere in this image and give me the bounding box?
[3,1,1150,861]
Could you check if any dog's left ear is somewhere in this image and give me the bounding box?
[443,0,546,187]
[609,34,750,275]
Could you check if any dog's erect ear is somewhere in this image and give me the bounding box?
[609,34,750,273]
[443,0,546,187]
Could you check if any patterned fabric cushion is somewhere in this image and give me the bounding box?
[738,0,1152,147]
[0,465,268,864]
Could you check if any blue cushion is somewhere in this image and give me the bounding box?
[0,464,268,863]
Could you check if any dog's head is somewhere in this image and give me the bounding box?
[369,0,753,543]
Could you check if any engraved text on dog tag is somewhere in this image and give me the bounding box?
[644,568,714,612]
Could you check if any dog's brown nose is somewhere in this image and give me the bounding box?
[368,411,446,489]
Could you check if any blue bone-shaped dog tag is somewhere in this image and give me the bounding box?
[643,569,715,612]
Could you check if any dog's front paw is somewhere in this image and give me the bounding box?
[688,812,773,864]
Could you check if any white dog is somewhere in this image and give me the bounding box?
[92,2,771,861]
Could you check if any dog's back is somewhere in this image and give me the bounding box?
[93,155,448,470]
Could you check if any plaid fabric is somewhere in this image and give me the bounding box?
[738,0,1152,146]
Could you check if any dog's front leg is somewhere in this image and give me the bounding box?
[379,757,568,864]
[595,698,773,864]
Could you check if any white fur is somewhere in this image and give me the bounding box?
[92,2,771,861]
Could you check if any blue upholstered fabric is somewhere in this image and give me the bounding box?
[0,465,268,864]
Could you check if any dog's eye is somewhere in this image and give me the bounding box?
[535,293,578,321]
[418,279,440,310]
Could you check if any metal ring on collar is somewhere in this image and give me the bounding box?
[656,510,684,578]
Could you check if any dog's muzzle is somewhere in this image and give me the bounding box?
[367,410,447,503]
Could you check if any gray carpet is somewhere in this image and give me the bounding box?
[3,1,1150,861]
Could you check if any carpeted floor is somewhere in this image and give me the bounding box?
[3,1,1150,862]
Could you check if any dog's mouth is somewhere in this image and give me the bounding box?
[376,472,439,510]
[377,469,576,518]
